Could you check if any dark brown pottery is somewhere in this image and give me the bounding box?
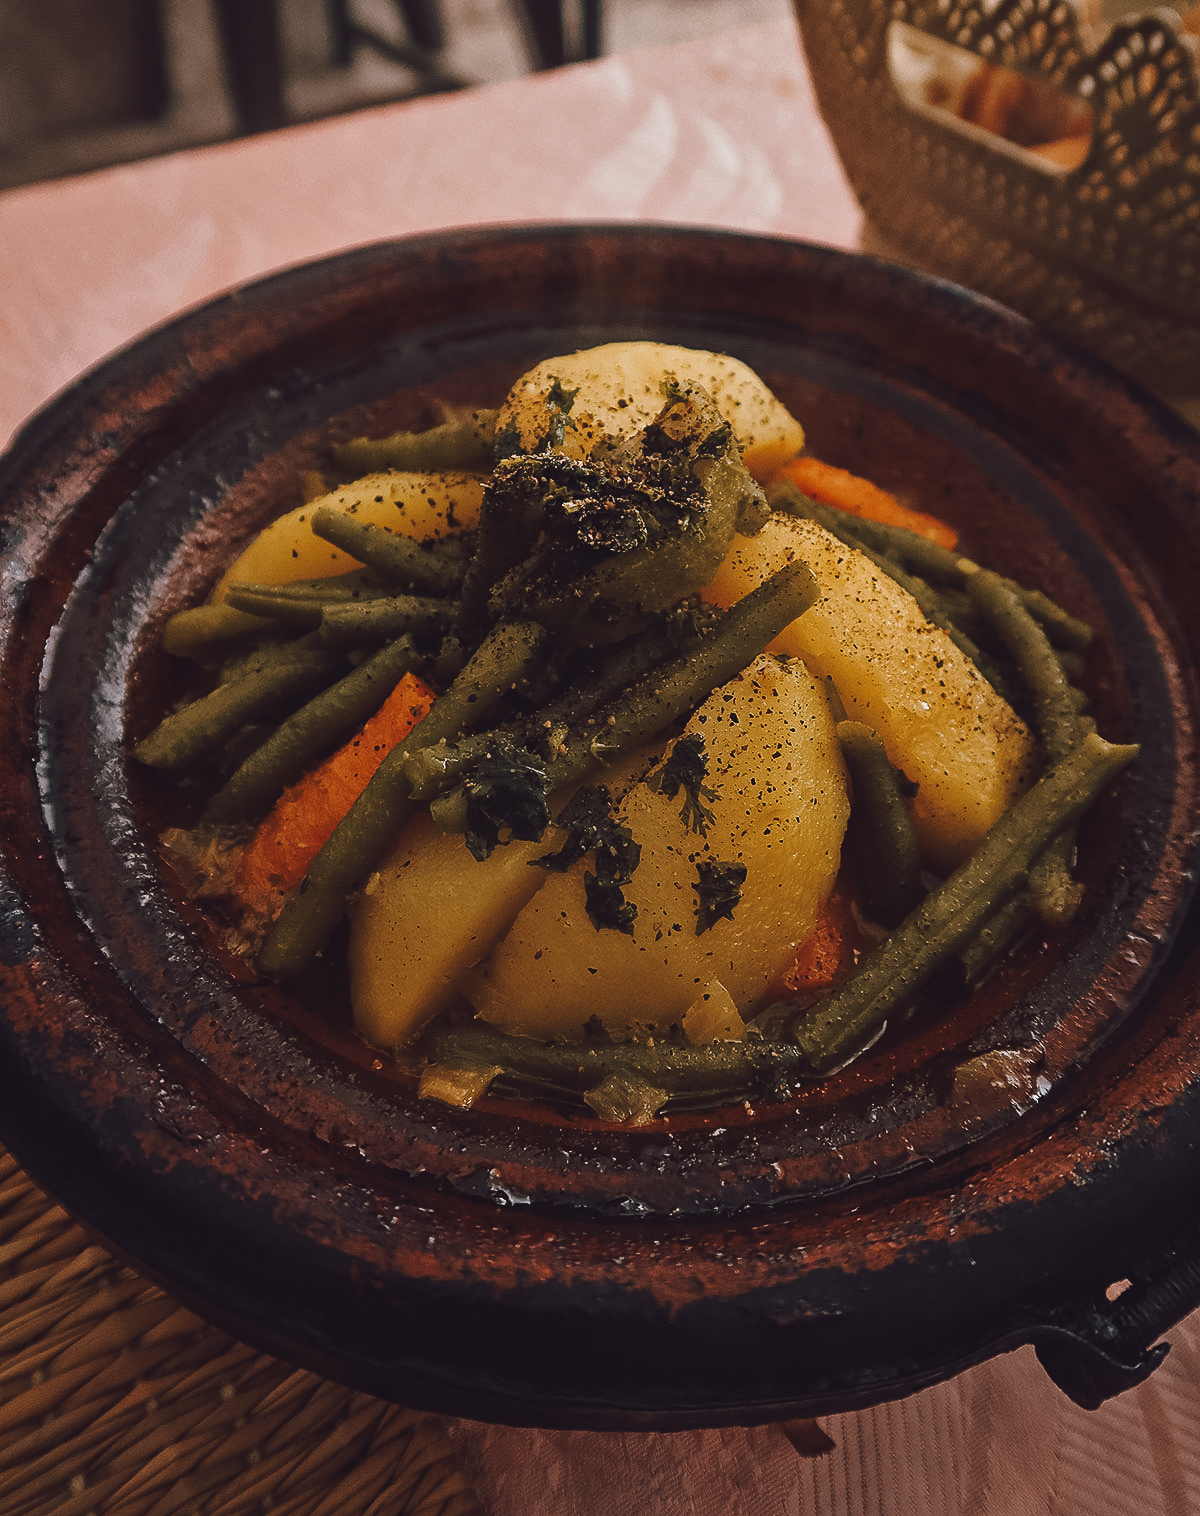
[2,226,1200,1429]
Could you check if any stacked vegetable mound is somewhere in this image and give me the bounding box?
[136,343,1135,1121]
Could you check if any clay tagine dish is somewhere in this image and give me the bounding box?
[1,226,1199,1429]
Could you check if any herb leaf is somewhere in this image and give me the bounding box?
[583,871,638,935]
[463,739,551,861]
[535,785,643,932]
[693,859,747,935]
[535,786,641,879]
[647,732,718,837]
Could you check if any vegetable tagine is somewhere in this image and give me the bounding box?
[137,342,1136,1123]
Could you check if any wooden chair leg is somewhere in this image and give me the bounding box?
[211,0,286,134]
[511,0,567,70]
[510,1,604,70]
[130,0,171,120]
[580,0,602,59]
[326,0,355,68]
[394,0,446,53]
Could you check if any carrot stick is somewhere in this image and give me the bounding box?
[236,670,435,908]
[772,456,959,549]
[774,884,873,998]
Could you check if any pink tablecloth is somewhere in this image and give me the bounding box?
[2,17,1198,1515]
[445,1330,1200,1514]
[0,18,858,453]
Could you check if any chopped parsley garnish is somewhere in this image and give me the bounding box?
[535,785,642,933]
[491,379,578,458]
[693,418,736,459]
[693,859,747,935]
[548,452,704,556]
[489,437,709,563]
[534,786,640,877]
[463,740,551,861]
[646,732,718,838]
[491,418,524,462]
[540,377,580,450]
[583,872,638,936]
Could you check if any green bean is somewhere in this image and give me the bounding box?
[543,559,820,793]
[534,613,717,737]
[200,636,424,829]
[426,1023,807,1108]
[1027,839,1085,926]
[216,634,301,686]
[767,480,964,581]
[792,730,1138,1073]
[930,585,1018,666]
[1007,585,1093,654]
[221,589,331,629]
[310,505,471,594]
[133,640,348,773]
[331,410,497,476]
[964,567,1084,761]
[249,569,385,599]
[963,565,1086,927]
[981,574,1091,653]
[226,568,389,609]
[430,635,468,689]
[318,594,456,648]
[956,892,1037,985]
[161,602,273,661]
[256,620,551,979]
[836,719,924,927]
[509,637,576,709]
[455,462,550,640]
[768,480,1093,650]
[957,560,1099,928]
[404,617,714,802]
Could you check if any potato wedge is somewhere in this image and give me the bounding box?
[703,515,1038,873]
[348,813,549,1050]
[495,341,805,482]
[212,470,484,601]
[348,746,665,1048]
[465,654,849,1040]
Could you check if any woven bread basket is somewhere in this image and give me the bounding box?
[793,0,1200,394]
[0,1148,482,1516]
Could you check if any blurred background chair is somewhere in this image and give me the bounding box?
[0,0,172,148]
[211,1,605,137]
[0,0,622,190]
[211,0,462,136]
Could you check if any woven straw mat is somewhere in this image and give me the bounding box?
[0,1146,484,1516]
